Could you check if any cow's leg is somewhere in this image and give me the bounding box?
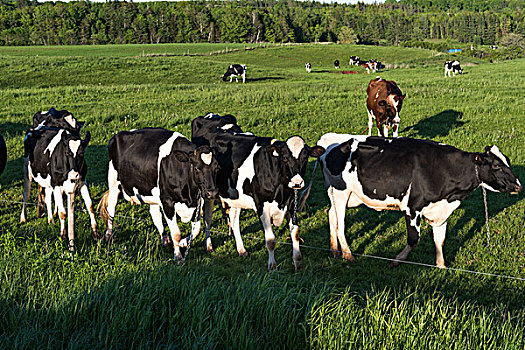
[327,189,339,256]
[392,119,400,138]
[230,76,233,83]
[149,204,168,245]
[433,222,447,268]
[203,198,214,252]
[329,187,354,261]
[36,185,45,218]
[242,73,246,83]
[383,124,389,138]
[79,182,100,240]
[367,111,374,136]
[230,207,247,256]
[45,187,54,224]
[164,215,183,262]
[54,187,67,241]
[66,192,75,252]
[391,211,421,267]
[104,162,120,242]
[260,207,277,270]
[20,158,31,223]
[288,220,302,270]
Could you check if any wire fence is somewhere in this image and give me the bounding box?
[1,196,524,283]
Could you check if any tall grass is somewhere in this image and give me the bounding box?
[0,44,524,348]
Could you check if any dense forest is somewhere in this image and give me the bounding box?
[0,0,523,47]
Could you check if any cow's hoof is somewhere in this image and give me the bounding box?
[238,249,248,257]
[389,260,401,268]
[48,218,55,225]
[268,262,277,271]
[68,245,75,253]
[206,246,214,253]
[162,235,171,246]
[60,231,67,241]
[436,263,447,269]
[331,250,341,258]
[91,228,102,240]
[104,232,113,244]
[293,259,302,270]
[342,252,356,262]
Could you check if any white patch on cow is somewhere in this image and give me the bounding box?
[288,174,305,189]
[201,152,212,165]
[286,136,305,159]
[317,133,368,153]
[221,124,234,130]
[44,129,65,155]
[222,145,261,210]
[263,201,287,227]
[375,91,379,98]
[409,209,421,227]
[373,189,377,194]
[33,172,52,188]
[421,199,461,227]
[489,145,509,167]
[270,139,277,144]
[128,186,161,205]
[204,113,217,119]
[517,178,522,187]
[64,114,76,129]
[41,110,48,114]
[175,202,196,223]
[157,132,184,185]
[69,139,81,157]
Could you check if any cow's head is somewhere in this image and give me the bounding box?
[474,145,521,194]
[61,131,91,192]
[175,145,219,200]
[379,93,405,126]
[33,108,84,131]
[192,114,244,145]
[266,136,325,189]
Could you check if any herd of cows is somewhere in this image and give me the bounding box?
[0,59,521,271]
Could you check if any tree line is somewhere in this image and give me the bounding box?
[0,0,523,47]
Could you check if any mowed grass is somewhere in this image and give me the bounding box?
[0,43,524,349]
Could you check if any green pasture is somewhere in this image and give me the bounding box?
[0,43,524,349]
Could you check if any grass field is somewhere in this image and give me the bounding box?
[0,43,524,349]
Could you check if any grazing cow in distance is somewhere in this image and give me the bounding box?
[188,114,325,270]
[223,64,247,83]
[316,133,522,268]
[98,128,219,263]
[444,60,462,77]
[305,62,312,73]
[0,133,6,176]
[334,60,340,69]
[366,77,405,138]
[20,128,96,251]
[362,60,384,74]
[349,56,360,66]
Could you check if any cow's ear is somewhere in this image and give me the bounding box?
[173,150,190,162]
[484,146,493,154]
[339,140,353,154]
[266,145,280,157]
[378,100,387,107]
[77,121,85,130]
[81,131,91,147]
[474,153,484,165]
[308,145,325,158]
[400,94,406,100]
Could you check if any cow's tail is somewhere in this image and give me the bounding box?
[97,190,111,227]
[298,158,320,213]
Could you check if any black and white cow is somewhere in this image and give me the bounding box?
[445,60,462,77]
[31,108,85,217]
[334,60,340,69]
[316,133,521,268]
[20,128,95,250]
[188,114,325,270]
[223,64,247,83]
[98,128,219,262]
[305,62,312,73]
[349,56,360,66]
[0,133,6,176]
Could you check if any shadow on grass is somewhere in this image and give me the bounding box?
[247,76,284,82]
[401,109,466,138]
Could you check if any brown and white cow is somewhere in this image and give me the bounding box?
[366,77,405,138]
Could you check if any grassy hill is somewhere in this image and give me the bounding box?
[0,43,524,349]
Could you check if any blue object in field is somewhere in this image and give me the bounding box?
[448,49,462,53]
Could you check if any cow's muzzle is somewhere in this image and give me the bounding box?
[288,175,305,189]
[204,189,219,199]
